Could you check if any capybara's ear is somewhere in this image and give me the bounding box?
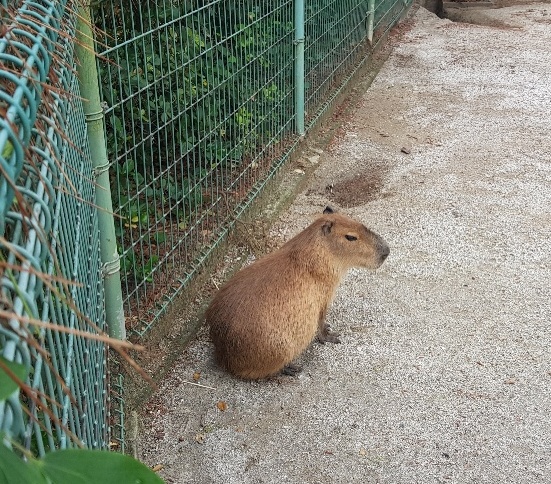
[323,206,335,214]
[321,220,334,235]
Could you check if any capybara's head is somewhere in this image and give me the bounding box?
[317,206,390,270]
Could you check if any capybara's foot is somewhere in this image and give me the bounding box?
[282,363,303,376]
[317,323,341,344]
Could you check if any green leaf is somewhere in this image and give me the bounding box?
[41,449,164,484]
[0,438,47,484]
[120,159,135,175]
[1,140,14,159]
[0,357,28,400]
[154,232,167,244]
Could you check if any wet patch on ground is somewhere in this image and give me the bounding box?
[323,164,391,207]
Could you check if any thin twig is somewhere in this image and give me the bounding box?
[0,310,144,351]
[180,381,216,390]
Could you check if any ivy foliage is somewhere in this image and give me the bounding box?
[93,0,294,281]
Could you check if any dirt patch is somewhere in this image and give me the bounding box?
[438,0,536,28]
[323,165,390,208]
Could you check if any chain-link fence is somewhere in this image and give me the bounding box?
[92,0,413,336]
[0,0,109,454]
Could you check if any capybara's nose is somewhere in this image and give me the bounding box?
[380,244,390,260]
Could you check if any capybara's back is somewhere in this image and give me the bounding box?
[206,208,389,379]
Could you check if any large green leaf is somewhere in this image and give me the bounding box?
[40,449,164,484]
[0,356,28,400]
[0,439,48,484]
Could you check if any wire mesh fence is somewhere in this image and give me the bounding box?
[93,0,297,335]
[92,0,412,336]
[304,0,369,120]
[305,0,409,126]
[0,0,109,454]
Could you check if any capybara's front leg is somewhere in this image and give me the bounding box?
[318,323,341,344]
[317,307,341,344]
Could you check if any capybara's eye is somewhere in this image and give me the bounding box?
[345,234,357,241]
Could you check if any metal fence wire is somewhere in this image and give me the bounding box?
[92,0,412,336]
[0,0,109,454]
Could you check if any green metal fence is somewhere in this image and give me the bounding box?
[92,0,412,336]
[305,0,409,126]
[0,0,109,454]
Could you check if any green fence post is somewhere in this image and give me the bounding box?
[75,3,126,340]
[294,0,305,135]
[367,0,375,43]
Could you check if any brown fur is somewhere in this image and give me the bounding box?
[206,210,390,379]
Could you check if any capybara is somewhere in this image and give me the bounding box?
[206,207,389,379]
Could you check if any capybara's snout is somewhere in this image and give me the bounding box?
[376,238,390,266]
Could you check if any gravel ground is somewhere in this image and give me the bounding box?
[138,4,551,483]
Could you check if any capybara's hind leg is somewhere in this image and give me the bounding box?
[281,363,303,376]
